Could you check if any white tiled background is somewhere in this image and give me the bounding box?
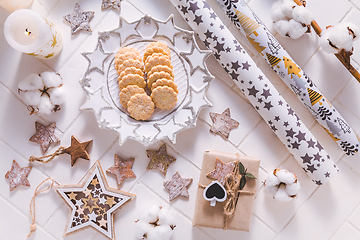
[1,0,360,239]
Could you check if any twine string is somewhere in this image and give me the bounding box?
[27,178,55,238]
[28,146,66,164]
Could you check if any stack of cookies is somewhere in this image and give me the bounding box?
[144,42,178,111]
[114,42,178,121]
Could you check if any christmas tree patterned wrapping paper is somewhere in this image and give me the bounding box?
[169,0,338,185]
[216,0,359,156]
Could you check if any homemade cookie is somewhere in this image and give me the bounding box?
[118,73,146,90]
[151,79,178,94]
[148,65,174,78]
[127,94,154,120]
[146,42,171,55]
[114,51,142,67]
[143,46,171,63]
[118,67,144,82]
[116,59,144,75]
[151,86,177,110]
[145,54,173,73]
[115,47,140,58]
[147,71,174,89]
[119,85,146,108]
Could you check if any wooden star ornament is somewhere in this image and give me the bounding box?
[5,160,32,191]
[106,154,136,187]
[146,144,176,175]
[64,135,93,166]
[54,161,135,239]
[206,158,236,185]
[164,171,192,201]
[29,122,59,153]
[64,3,95,35]
[209,108,239,139]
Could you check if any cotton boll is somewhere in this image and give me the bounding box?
[147,227,162,240]
[273,20,290,37]
[40,71,62,88]
[21,91,41,106]
[286,181,301,196]
[48,86,66,105]
[156,225,173,240]
[271,1,286,22]
[135,221,153,239]
[18,74,43,91]
[264,184,278,198]
[292,5,313,25]
[320,28,339,53]
[273,184,293,202]
[158,207,176,226]
[265,172,280,186]
[281,0,296,18]
[37,96,53,115]
[275,169,296,184]
[288,19,307,39]
[138,205,160,223]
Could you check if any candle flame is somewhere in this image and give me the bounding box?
[25,28,31,36]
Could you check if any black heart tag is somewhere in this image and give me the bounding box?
[203,180,227,206]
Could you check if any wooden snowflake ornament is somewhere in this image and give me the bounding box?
[54,161,135,239]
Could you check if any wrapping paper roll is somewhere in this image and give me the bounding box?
[169,0,338,185]
[216,0,359,156]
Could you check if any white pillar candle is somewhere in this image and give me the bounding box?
[0,0,33,12]
[4,9,63,59]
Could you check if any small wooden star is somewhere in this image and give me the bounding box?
[5,160,32,191]
[106,154,136,187]
[101,0,121,11]
[63,135,93,166]
[54,161,135,239]
[29,122,59,153]
[146,144,176,175]
[209,108,239,139]
[63,3,95,35]
[206,158,236,185]
[163,171,192,201]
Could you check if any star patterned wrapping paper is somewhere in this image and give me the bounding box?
[216,0,359,156]
[169,0,338,185]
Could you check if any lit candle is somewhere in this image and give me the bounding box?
[0,0,33,12]
[4,9,63,59]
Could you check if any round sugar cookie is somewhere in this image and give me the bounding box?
[127,94,154,120]
[146,42,171,55]
[151,86,177,110]
[118,74,146,90]
[147,71,173,89]
[148,65,174,78]
[145,55,173,73]
[151,79,178,94]
[115,47,140,58]
[114,51,142,67]
[118,67,144,82]
[143,46,171,63]
[119,85,146,108]
[116,59,144,75]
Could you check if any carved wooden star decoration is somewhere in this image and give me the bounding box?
[29,122,59,153]
[206,158,236,185]
[64,3,95,35]
[63,135,93,166]
[106,154,136,187]
[54,161,135,239]
[146,144,176,176]
[5,160,32,191]
[209,108,239,139]
[163,171,192,201]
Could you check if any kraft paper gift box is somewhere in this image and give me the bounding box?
[193,150,260,231]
